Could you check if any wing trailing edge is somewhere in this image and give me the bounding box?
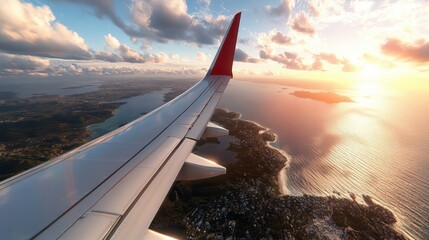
[201,121,229,139]
[176,153,226,181]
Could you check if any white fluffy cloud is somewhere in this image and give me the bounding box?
[381,38,429,63]
[234,49,260,63]
[0,0,91,60]
[60,0,229,45]
[265,0,295,20]
[258,29,292,49]
[130,0,229,45]
[105,34,121,49]
[259,48,358,72]
[289,11,316,36]
[0,53,50,76]
[95,34,168,63]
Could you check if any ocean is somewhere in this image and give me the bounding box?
[217,80,429,240]
[2,77,427,239]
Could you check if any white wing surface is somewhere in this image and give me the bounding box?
[0,12,241,240]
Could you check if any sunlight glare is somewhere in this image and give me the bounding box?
[359,64,384,81]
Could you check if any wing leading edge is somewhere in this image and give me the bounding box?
[0,12,241,239]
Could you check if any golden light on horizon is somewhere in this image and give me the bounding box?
[350,64,389,107]
[358,64,385,82]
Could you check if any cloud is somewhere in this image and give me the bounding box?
[308,2,320,17]
[93,50,123,63]
[61,0,229,45]
[197,52,207,62]
[306,0,344,23]
[94,34,168,63]
[257,29,292,53]
[131,0,229,45]
[260,49,313,71]
[0,53,50,76]
[260,49,357,72]
[50,64,144,76]
[314,53,359,72]
[105,34,121,49]
[340,59,359,72]
[265,0,295,20]
[0,0,92,60]
[381,38,429,63]
[363,53,395,68]
[289,11,316,36]
[270,31,292,45]
[0,57,205,77]
[315,53,342,65]
[0,1,171,66]
[57,0,128,31]
[234,49,260,63]
[49,64,204,76]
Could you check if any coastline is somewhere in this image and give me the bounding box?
[0,83,409,238]
[152,108,406,239]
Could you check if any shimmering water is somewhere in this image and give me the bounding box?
[217,80,429,240]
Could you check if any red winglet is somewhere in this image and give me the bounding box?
[208,12,241,78]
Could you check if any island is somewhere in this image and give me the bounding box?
[291,91,353,104]
[151,109,405,240]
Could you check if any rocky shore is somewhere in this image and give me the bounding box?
[152,109,405,240]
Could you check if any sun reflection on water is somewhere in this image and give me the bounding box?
[218,80,429,239]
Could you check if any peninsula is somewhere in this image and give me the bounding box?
[152,109,405,239]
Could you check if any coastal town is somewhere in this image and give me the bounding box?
[152,109,405,239]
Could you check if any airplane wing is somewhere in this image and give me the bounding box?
[0,12,241,240]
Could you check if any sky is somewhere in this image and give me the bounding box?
[0,0,428,87]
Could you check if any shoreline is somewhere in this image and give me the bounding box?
[0,83,409,238]
[152,108,406,239]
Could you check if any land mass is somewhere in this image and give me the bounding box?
[0,85,404,239]
[151,109,405,240]
[0,79,194,180]
[291,91,353,104]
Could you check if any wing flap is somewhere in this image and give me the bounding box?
[143,230,178,240]
[176,153,226,181]
[202,121,229,139]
